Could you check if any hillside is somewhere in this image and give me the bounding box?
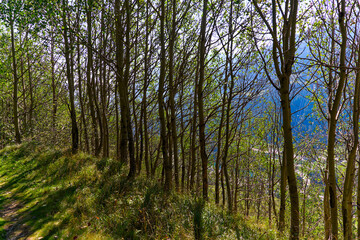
[0,143,279,239]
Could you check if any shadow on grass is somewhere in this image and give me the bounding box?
[0,219,6,239]
[0,143,188,240]
[0,143,95,239]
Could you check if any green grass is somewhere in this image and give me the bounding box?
[0,142,284,239]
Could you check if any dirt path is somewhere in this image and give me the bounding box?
[0,194,31,240]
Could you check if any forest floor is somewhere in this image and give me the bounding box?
[0,142,281,240]
[0,197,30,239]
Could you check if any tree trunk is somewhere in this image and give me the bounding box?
[169,0,179,190]
[159,0,171,190]
[10,18,21,144]
[222,0,234,211]
[324,168,331,240]
[142,0,150,177]
[115,0,136,178]
[357,162,360,239]
[100,2,109,158]
[190,62,199,192]
[198,0,209,200]
[342,16,360,239]
[86,0,101,156]
[252,0,300,237]
[51,29,57,145]
[280,73,299,240]
[279,149,287,232]
[215,76,227,204]
[133,10,140,174]
[327,1,347,238]
[115,0,127,164]
[124,0,136,178]
[62,0,79,153]
[27,53,33,137]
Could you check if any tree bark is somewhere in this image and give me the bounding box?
[124,0,136,178]
[10,18,21,144]
[62,0,79,153]
[222,0,234,211]
[159,0,171,190]
[142,0,150,177]
[115,0,136,178]
[279,149,287,232]
[327,1,347,238]
[198,0,209,200]
[86,0,101,156]
[252,0,300,238]
[342,14,360,239]
[169,0,179,190]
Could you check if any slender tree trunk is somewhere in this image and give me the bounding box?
[62,0,79,153]
[342,21,360,239]
[268,145,273,226]
[234,134,242,211]
[142,0,150,177]
[86,0,101,156]
[115,0,126,163]
[159,0,171,190]
[180,79,186,191]
[252,0,300,237]
[115,0,135,177]
[198,0,209,200]
[222,0,234,211]
[215,78,226,204]
[100,61,109,159]
[133,11,140,173]
[324,168,331,240]
[280,74,299,240]
[115,80,120,160]
[327,1,347,238]
[27,53,33,137]
[190,75,198,192]
[76,22,89,153]
[10,18,21,144]
[302,180,308,237]
[221,166,225,207]
[51,29,57,145]
[20,32,27,135]
[324,23,336,240]
[74,5,89,152]
[245,153,250,216]
[357,162,360,239]
[271,156,278,227]
[124,0,136,178]
[279,149,287,232]
[100,2,109,158]
[169,0,179,190]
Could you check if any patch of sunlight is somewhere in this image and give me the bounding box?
[79,232,112,240]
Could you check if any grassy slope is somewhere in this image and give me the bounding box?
[0,142,281,239]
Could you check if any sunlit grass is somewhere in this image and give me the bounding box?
[0,142,284,239]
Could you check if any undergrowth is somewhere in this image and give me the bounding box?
[0,142,282,239]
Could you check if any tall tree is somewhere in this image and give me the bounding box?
[159,0,172,191]
[62,0,79,153]
[198,0,209,200]
[85,0,101,156]
[10,12,21,144]
[253,0,300,238]
[169,0,179,191]
[306,1,348,237]
[341,2,360,238]
[115,0,136,177]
